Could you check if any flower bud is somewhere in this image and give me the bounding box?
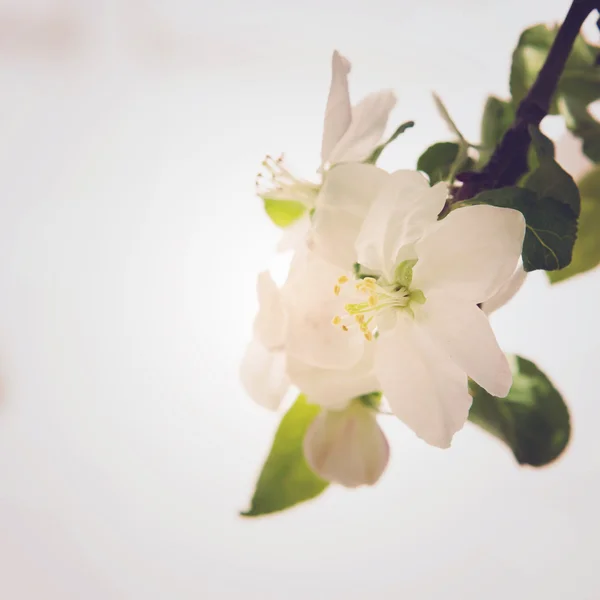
[303,401,389,487]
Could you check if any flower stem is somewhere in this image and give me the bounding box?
[454,0,600,202]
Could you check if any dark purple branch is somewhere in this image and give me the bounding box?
[455,0,600,202]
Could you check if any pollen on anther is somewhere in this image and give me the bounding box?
[342,325,349,332]
[334,285,341,296]
[368,295,377,307]
[364,331,373,341]
[332,316,342,325]
[338,275,348,284]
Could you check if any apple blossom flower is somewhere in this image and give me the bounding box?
[255,50,396,249]
[240,253,379,412]
[240,259,389,487]
[309,164,526,448]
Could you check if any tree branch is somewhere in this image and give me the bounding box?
[455,0,599,202]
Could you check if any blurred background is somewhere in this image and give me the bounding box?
[0,0,599,598]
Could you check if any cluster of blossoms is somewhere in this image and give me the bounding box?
[241,51,527,488]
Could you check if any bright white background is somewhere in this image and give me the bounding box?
[0,0,599,598]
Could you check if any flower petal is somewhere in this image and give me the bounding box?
[276,213,311,253]
[418,292,512,397]
[355,171,446,277]
[321,51,352,166]
[412,204,526,304]
[287,342,379,410]
[326,90,397,166]
[303,403,389,487]
[482,262,527,315]
[254,271,286,350]
[240,340,289,410]
[374,314,472,448]
[283,250,365,369]
[310,163,389,270]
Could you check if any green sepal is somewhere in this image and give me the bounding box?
[394,259,417,288]
[365,121,415,164]
[263,198,307,228]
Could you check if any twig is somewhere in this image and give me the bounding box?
[455,0,600,202]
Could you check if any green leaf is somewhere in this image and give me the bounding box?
[417,142,474,185]
[432,93,464,140]
[242,395,329,517]
[509,24,600,113]
[560,96,600,163]
[510,25,560,113]
[357,392,382,410]
[525,162,581,216]
[365,120,414,164]
[576,163,600,198]
[470,187,577,272]
[549,165,600,283]
[525,126,581,216]
[478,96,515,168]
[469,355,570,467]
[559,70,600,108]
[528,124,555,161]
[263,198,307,228]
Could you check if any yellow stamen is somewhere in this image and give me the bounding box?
[332,316,342,325]
[338,275,348,284]
[364,331,373,341]
[334,285,341,296]
[368,295,377,307]
[342,325,349,332]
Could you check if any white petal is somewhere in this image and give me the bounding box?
[254,271,286,350]
[412,204,526,304]
[276,213,311,253]
[374,314,472,448]
[303,403,389,487]
[482,262,527,315]
[310,163,389,271]
[240,340,289,410]
[287,342,378,410]
[283,250,365,369]
[418,293,512,397]
[308,207,364,273]
[326,90,397,166]
[356,171,446,277]
[321,51,352,166]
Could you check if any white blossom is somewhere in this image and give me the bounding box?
[240,252,379,412]
[240,256,388,488]
[309,164,526,448]
[255,51,396,249]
